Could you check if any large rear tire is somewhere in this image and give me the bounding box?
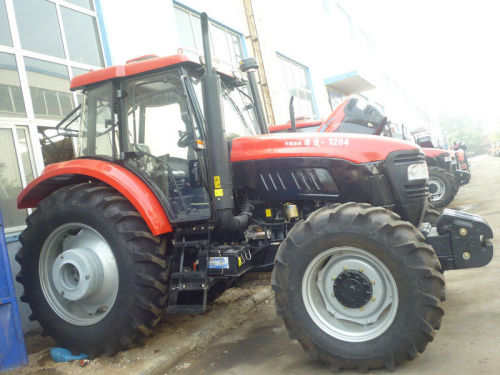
[16,183,169,358]
[428,167,458,208]
[272,202,445,372]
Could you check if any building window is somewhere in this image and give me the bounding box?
[0,125,35,231]
[60,5,104,66]
[0,0,12,47]
[277,54,316,120]
[24,57,74,120]
[0,52,27,117]
[13,0,65,58]
[63,0,94,11]
[174,5,243,71]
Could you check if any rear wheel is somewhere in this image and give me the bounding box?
[428,167,458,208]
[272,203,445,372]
[16,183,169,357]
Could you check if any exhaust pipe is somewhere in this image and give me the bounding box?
[200,13,252,231]
[239,57,268,134]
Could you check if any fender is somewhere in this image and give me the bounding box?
[17,159,172,236]
[421,147,448,158]
[318,100,347,133]
[230,132,418,164]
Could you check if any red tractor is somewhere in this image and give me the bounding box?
[16,14,493,372]
[271,97,466,208]
[416,133,471,188]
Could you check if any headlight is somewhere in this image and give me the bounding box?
[407,163,429,181]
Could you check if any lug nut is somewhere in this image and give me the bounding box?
[343,266,347,271]
[359,267,364,273]
[85,275,90,280]
[371,280,376,285]
[371,297,376,302]
[360,307,364,311]
[331,276,336,280]
[459,228,468,236]
[462,252,471,260]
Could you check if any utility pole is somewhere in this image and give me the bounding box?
[243,0,275,125]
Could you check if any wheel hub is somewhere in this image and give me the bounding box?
[39,224,119,326]
[52,248,104,301]
[429,177,445,201]
[303,246,399,342]
[333,270,372,308]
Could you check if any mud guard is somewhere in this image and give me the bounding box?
[17,159,172,235]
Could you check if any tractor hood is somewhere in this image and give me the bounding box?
[230,133,418,164]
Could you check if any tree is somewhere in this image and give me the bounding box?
[439,114,488,155]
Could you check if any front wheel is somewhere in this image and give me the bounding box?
[16,183,169,357]
[428,167,458,208]
[272,203,445,372]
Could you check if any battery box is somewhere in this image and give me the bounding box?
[198,245,253,276]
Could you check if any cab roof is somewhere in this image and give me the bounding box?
[70,54,201,90]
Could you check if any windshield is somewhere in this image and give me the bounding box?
[336,121,377,135]
[192,76,259,138]
[77,81,117,158]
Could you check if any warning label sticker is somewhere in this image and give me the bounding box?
[214,176,221,188]
[208,257,230,269]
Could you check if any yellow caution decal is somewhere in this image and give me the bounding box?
[214,176,221,188]
[214,189,223,197]
[238,257,243,267]
[265,208,272,217]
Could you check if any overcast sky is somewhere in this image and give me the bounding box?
[341,0,500,132]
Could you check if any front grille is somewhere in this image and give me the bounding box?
[385,150,429,225]
[393,152,425,164]
[404,183,429,201]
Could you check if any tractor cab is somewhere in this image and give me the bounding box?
[72,55,258,223]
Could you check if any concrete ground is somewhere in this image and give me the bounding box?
[170,155,500,375]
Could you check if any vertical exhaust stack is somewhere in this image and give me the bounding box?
[239,57,268,134]
[200,13,252,231]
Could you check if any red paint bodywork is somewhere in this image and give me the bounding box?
[17,159,172,236]
[70,55,198,90]
[421,148,448,158]
[230,133,417,164]
[268,120,322,133]
[318,100,348,133]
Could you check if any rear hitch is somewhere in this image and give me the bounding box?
[421,209,493,271]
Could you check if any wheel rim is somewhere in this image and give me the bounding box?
[302,246,398,342]
[429,177,446,201]
[39,223,119,326]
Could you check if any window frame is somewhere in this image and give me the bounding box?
[0,121,35,233]
[173,2,247,70]
[276,52,318,121]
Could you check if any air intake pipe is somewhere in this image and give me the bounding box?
[200,13,252,231]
